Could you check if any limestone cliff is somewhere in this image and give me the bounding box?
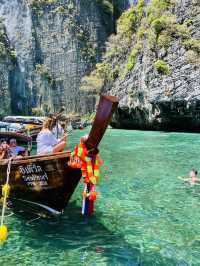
[0,20,17,117]
[0,0,128,115]
[91,0,200,131]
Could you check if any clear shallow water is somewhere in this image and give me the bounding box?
[1,129,200,265]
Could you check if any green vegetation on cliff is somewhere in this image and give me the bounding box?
[83,0,200,92]
[31,107,44,116]
[154,59,171,75]
[183,38,200,54]
[126,43,141,73]
[0,22,16,61]
[81,0,145,90]
[117,0,144,38]
[36,64,52,83]
[28,0,57,9]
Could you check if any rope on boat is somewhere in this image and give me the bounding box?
[26,216,41,226]
[0,158,12,242]
[5,211,14,218]
[27,129,32,154]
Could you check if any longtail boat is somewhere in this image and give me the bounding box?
[2,116,44,140]
[3,116,45,125]
[0,131,32,144]
[2,111,68,140]
[0,95,118,218]
[0,122,41,141]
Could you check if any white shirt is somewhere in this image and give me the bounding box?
[36,129,59,155]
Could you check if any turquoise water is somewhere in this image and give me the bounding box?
[1,129,200,265]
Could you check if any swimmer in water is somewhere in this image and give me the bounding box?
[178,169,200,186]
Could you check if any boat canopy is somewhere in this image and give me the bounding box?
[0,122,25,132]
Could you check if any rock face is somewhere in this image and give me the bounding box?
[0,21,16,117]
[102,0,200,131]
[1,0,200,132]
[0,0,37,115]
[0,0,128,115]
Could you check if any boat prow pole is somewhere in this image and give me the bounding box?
[85,95,119,151]
[79,95,118,216]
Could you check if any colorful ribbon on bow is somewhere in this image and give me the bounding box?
[68,139,103,215]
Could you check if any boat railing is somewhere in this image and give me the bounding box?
[0,151,72,165]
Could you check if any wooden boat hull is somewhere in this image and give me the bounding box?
[0,152,81,217]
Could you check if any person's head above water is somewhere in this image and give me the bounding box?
[189,169,198,178]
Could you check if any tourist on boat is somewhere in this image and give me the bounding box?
[16,148,28,159]
[9,138,25,156]
[178,169,200,186]
[36,118,68,155]
[0,142,6,160]
[48,112,66,138]
[0,140,12,159]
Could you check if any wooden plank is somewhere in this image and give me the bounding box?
[0,151,71,165]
